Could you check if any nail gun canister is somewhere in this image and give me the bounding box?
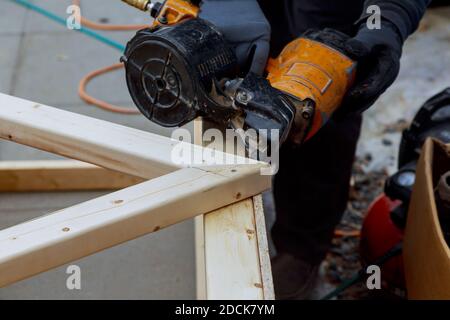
[122,18,238,127]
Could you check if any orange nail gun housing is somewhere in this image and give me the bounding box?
[267,38,357,142]
[122,0,357,148]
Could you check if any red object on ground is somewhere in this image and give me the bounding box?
[360,194,405,288]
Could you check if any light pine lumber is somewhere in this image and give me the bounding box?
[194,213,207,300]
[0,160,143,192]
[253,195,275,300]
[194,119,210,300]
[0,93,254,180]
[404,139,450,299]
[204,199,264,299]
[0,164,270,288]
[194,119,274,300]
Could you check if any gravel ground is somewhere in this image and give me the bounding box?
[323,156,391,300]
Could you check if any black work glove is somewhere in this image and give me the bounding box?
[299,22,402,117]
[341,20,403,115]
[199,0,271,76]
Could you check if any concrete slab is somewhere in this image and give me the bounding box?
[11,0,155,107]
[11,31,127,106]
[19,0,146,51]
[0,0,28,35]
[23,0,149,34]
[22,0,74,33]
[0,34,22,94]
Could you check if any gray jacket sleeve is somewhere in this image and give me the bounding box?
[359,0,431,42]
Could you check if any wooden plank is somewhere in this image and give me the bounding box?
[204,199,264,299]
[194,119,274,300]
[0,160,143,192]
[0,164,270,288]
[0,93,254,180]
[194,119,209,300]
[194,215,207,300]
[253,195,275,300]
[404,139,450,299]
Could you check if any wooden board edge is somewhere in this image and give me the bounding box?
[194,118,274,300]
[253,195,275,300]
[0,160,144,192]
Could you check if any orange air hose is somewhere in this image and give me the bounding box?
[334,229,361,238]
[72,0,148,30]
[74,0,144,114]
[78,63,140,114]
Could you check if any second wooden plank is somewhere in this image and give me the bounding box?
[0,160,143,192]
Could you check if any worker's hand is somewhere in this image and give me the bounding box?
[304,23,402,116]
[200,0,271,75]
[341,21,403,115]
